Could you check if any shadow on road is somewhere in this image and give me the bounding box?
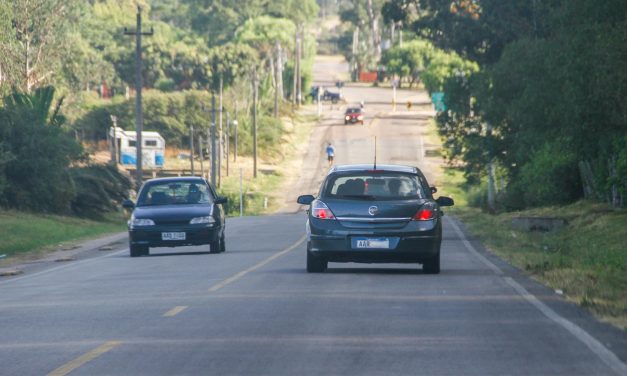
[326,267,422,275]
[142,251,212,257]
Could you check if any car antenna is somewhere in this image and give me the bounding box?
[374,136,377,170]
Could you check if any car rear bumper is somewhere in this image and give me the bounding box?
[309,234,441,263]
[129,225,221,248]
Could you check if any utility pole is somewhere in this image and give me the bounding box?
[252,67,258,178]
[486,122,496,212]
[110,115,118,169]
[189,125,195,175]
[124,6,153,189]
[198,135,205,178]
[218,75,223,187]
[211,93,217,186]
[296,24,303,106]
[293,31,298,105]
[274,41,282,118]
[226,111,230,177]
[233,119,238,163]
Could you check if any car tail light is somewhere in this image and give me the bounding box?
[413,203,436,221]
[311,200,336,220]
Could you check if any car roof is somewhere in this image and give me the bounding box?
[328,164,420,175]
[143,176,207,184]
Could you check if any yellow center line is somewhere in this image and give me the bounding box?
[47,341,121,376]
[369,114,380,129]
[208,235,306,293]
[163,305,188,317]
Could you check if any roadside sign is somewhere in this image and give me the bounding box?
[431,92,446,112]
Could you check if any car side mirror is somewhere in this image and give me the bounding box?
[436,196,454,207]
[297,195,315,205]
[122,199,135,209]
[430,186,437,194]
[215,196,228,205]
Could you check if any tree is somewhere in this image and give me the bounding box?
[0,0,80,92]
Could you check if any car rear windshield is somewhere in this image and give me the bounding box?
[322,172,426,200]
[137,181,212,206]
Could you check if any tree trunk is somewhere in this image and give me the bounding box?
[367,0,382,61]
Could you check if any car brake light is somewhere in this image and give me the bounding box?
[413,204,436,221]
[311,200,336,220]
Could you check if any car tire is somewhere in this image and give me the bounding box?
[306,246,327,273]
[422,252,440,274]
[344,121,347,125]
[360,121,364,125]
[210,232,223,254]
[130,244,147,257]
[219,232,226,253]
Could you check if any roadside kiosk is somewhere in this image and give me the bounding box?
[109,127,165,168]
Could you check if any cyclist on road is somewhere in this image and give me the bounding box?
[326,143,335,166]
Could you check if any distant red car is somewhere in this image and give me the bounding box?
[344,107,364,125]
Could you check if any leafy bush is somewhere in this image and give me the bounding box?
[505,144,582,209]
[0,88,84,213]
[69,164,132,218]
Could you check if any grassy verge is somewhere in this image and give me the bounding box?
[0,211,126,265]
[441,167,627,330]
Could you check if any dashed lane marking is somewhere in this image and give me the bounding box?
[47,341,121,376]
[163,306,188,317]
[208,235,306,293]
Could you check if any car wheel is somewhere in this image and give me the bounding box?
[361,121,364,125]
[130,244,147,257]
[306,244,327,273]
[422,252,440,274]
[344,121,347,125]
[219,232,226,253]
[210,232,222,254]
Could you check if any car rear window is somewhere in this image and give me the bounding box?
[137,181,212,206]
[322,172,426,200]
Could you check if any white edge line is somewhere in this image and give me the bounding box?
[208,235,306,293]
[504,277,627,376]
[446,215,627,375]
[445,216,503,275]
[0,249,128,286]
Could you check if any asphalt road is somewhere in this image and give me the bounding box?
[0,56,626,375]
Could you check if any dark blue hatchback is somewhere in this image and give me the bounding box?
[297,164,454,273]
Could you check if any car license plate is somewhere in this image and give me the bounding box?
[354,238,389,249]
[162,232,185,241]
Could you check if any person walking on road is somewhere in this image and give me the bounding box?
[326,143,335,166]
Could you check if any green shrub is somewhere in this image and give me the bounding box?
[155,78,177,92]
[506,144,582,208]
[0,90,83,213]
[69,164,132,218]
